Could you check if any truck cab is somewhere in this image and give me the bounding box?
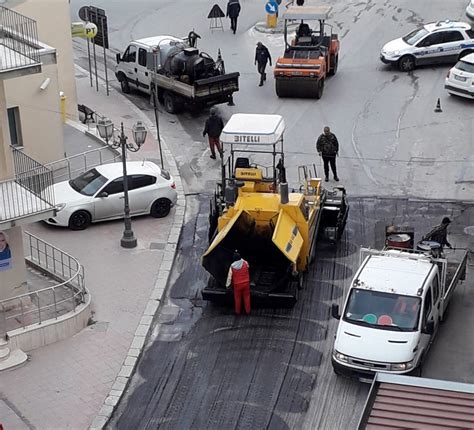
[331,247,468,382]
[115,36,183,95]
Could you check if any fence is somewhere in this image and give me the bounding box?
[0,231,86,334]
[45,146,120,183]
[0,6,40,72]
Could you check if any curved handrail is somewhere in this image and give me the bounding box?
[0,231,86,334]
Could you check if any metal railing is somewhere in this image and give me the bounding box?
[0,147,55,223]
[0,231,86,335]
[0,6,40,72]
[45,146,121,183]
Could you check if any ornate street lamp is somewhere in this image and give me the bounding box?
[97,118,147,248]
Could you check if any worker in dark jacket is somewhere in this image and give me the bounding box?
[203,107,224,159]
[423,217,452,250]
[226,0,241,34]
[226,251,251,315]
[255,42,272,87]
[316,126,339,182]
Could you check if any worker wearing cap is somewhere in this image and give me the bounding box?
[203,107,224,160]
[423,217,452,250]
[226,251,251,315]
[255,42,272,87]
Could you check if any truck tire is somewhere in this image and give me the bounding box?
[117,73,130,94]
[316,78,324,99]
[329,55,338,75]
[163,92,183,114]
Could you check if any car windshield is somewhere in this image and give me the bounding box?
[69,168,108,196]
[343,288,421,331]
[403,27,429,45]
[455,60,474,73]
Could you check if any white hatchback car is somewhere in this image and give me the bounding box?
[46,161,177,230]
[445,52,474,98]
[380,20,474,72]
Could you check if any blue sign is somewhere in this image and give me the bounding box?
[265,1,278,14]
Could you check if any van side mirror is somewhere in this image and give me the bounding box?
[116,53,121,64]
[422,320,434,335]
[331,303,340,320]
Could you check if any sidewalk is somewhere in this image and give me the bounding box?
[0,67,185,429]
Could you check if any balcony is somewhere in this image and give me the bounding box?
[0,6,56,80]
[0,147,56,229]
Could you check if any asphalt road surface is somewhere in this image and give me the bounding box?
[68,0,474,428]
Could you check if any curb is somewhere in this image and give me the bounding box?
[254,20,299,34]
[72,65,186,430]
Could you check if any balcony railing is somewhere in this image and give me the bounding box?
[0,147,55,223]
[0,6,40,73]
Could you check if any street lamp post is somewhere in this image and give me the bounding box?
[97,118,147,248]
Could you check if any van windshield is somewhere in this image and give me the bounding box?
[343,288,421,331]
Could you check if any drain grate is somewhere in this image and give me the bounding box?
[150,242,166,250]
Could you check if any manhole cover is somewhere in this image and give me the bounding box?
[463,226,474,236]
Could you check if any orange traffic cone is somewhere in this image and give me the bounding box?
[434,98,442,113]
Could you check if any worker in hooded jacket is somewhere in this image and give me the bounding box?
[226,251,251,315]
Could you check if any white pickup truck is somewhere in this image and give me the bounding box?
[115,35,240,113]
[331,246,469,382]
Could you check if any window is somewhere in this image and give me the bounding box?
[466,29,474,39]
[423,288,432,326]
[138,48,148,67]
[102,177,124,195]
[403,27,429,45]
[128,174,156,190]
[456,60,474,73]
[7,107,23,147]
[124,45,137,63]
[442,31,464,43]
[432,276,440,302]
[69,168,108,196]
[418,32,443,47]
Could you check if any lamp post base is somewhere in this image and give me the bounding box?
[121,231,137,248]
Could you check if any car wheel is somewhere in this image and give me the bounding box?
[68,210,91,230]
[316,78,324,99]
[459,50,474,60]
[398,55,415,72]
[118,74,130,94]
[150,198,171,218]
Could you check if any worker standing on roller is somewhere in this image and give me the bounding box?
[226,251,251,315]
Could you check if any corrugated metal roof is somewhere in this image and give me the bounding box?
[359,374,474,429]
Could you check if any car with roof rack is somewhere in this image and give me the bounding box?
[380,20,474,72]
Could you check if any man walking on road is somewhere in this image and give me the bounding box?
[226,251,251,315]
[226,0,241,34]
[316,126,339,182]
[255,42,272,87]
[203,107,224,159]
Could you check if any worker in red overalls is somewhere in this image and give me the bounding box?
[226,251,251,315]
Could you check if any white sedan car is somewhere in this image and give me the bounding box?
[46,161,177,230]
[380,20,474,72]
[445,53,474,98]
